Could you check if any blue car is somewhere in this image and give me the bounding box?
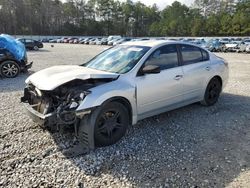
[0,34,32,78]
[204,40,226,52]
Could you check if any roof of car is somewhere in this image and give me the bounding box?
[121,40,177,47]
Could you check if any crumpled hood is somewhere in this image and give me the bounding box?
[26,65,119,90]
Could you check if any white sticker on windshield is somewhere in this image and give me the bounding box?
[128,47,143,52]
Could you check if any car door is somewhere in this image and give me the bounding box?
[135,44,185,117]
[25,39,34,49]
[179,44,211,101]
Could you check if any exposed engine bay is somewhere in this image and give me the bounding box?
[21,78,113,126]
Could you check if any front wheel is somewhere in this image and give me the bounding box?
[33,46,39,51]
[0,61,20,78]
[79,102,129,148]
[201,77,222,106]
[94,102,129,147]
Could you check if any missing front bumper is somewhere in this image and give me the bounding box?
[20,61,33,71]
[25,61,33,69]
[23,103,56,126]
[23,102,95,153]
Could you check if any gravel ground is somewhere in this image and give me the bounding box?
[0,44,250,188]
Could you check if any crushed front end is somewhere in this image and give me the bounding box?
[21,80,99,152]
[20,79,98,130]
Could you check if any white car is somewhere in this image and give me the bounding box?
[246,45,250,53]
[244,39,250,45]
[107,38,121,46]
[21,40,229,150]
[113,38,132,45]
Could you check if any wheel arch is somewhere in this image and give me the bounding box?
[0,58,20,66]
[202,75,223,99]
[101,96,133,125]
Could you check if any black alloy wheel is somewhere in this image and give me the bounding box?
[201,77,222,106]
[94,102,129,147]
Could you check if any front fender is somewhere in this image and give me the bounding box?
[76,80,138,124]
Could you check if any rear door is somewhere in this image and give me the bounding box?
[179,44,211,101]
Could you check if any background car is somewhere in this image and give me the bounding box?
[57,37,67,43]
[243,39,250,45]
[234,42,247,53]
[107,35,121,41]
[246,45,250,53]
[86,38,95,45]
[113,38,132,45]
[17,38,43,50]
[107,38,121,45]
[63,38,70,43]
[0,34,32,78]
[205,40,225,52]
[82,37,93,44]
[41,38,50,43]
[89,38,101,45]
[99,37,108,45]
[219,38,231,44]
[49,39,58,43]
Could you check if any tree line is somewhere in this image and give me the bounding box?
[0,0,249,37]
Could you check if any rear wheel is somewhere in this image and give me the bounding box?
[201,77,222,106]
[0,60,20,78]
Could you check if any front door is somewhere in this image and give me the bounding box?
[135,44,184,117]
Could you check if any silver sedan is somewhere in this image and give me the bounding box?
[21,40,229,150]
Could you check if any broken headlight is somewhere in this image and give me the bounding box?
[68,92,86,109]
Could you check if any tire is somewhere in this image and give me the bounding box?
[79,102,129,147]
[33,46,39,51]
[201,77,222,106]
[0,60,20,78]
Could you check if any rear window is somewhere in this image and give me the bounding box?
[180,45,209,65]
[201,49,209,61]
[26,39,34,42]
[181,45,203,65]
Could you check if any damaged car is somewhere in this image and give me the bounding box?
[21,41,229,151]
[0,34,32,78]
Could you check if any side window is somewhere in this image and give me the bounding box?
[201,49,209,61]
[145,45,179,70]
[26,39,33,43]
[181,45,203,65]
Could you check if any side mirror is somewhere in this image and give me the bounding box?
[142,65,161,74]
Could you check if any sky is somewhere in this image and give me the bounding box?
[61,0,194,10]
[130,0,194,9]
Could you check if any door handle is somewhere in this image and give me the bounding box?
[205,66,211,71]
[174,75,183,80]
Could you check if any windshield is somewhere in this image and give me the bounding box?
[82,45,150,74]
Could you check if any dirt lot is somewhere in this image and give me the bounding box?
[0,44,250,187]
